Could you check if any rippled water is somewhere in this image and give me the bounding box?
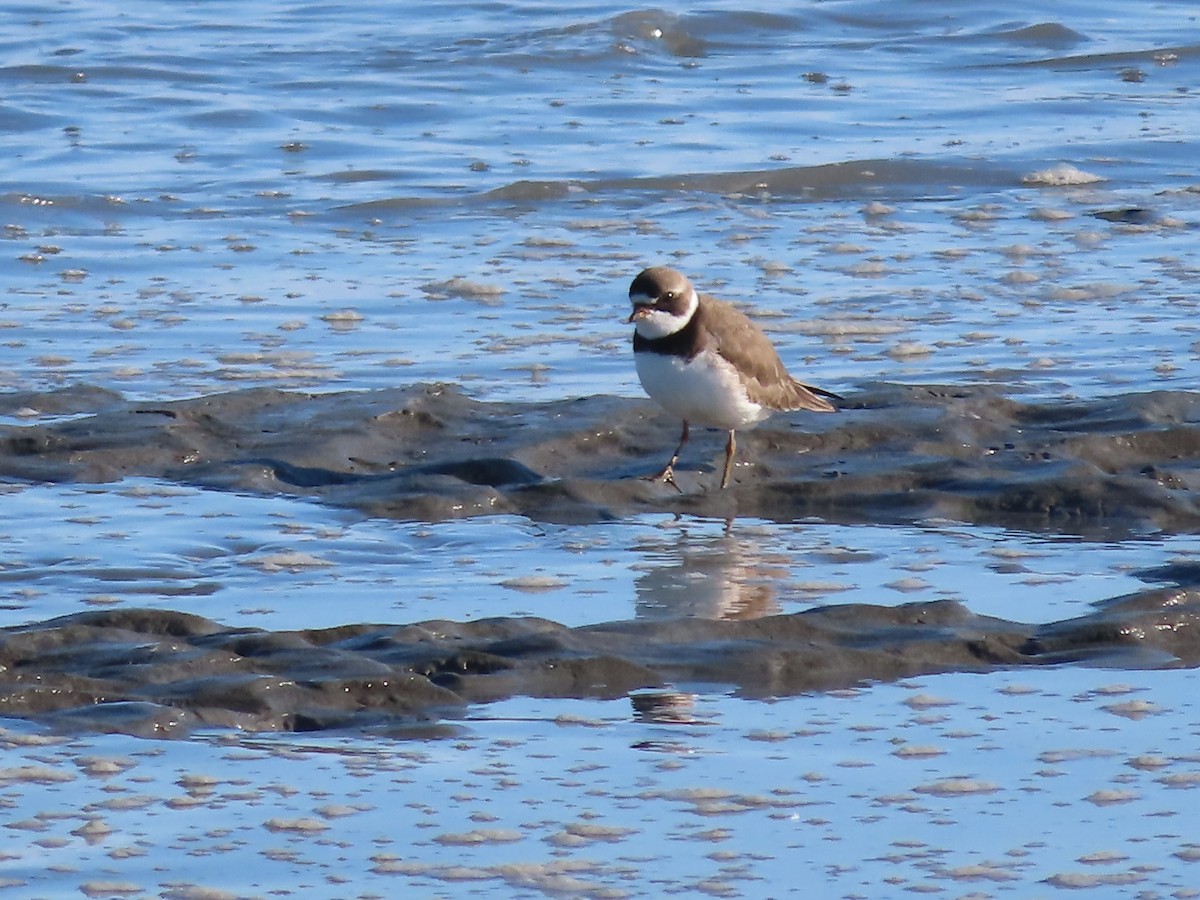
[5,666,1200,898]
[3,479,1198,630]
[4,1,1200,896]
[4,0,1200,401]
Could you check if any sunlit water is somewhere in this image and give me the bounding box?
[4,666,1199,898]
[3,0,1200,895]
[0,479,1196,630]
[3,0,1199,403]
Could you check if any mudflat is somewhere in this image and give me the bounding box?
[5,381,1200,531]
[3,382,1199,736]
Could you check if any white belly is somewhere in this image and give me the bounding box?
[635,349,769,431]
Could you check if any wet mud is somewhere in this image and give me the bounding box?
[4,383,1200,736]
[3,381,1200,533]
[1,585,1197,737]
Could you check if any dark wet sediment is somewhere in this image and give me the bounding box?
[5,381,1200,736]
[0,586,1196,737]
[3,381,1200,533]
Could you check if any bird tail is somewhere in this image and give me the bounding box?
[792,381,842,412]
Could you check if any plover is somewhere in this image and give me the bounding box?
[628,265,838,489]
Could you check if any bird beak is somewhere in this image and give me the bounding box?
[628,306,649,324]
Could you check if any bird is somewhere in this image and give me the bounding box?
[628,265,838,490]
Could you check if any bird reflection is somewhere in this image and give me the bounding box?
[633,526,783,620]
[630,690,699,725]
[628,526,787,737]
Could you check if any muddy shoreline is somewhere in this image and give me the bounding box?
[3,381,1200,534]
[2,584,1197,737]
[5,381,1200,736]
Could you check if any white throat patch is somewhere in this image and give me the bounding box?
[630,288,698,340]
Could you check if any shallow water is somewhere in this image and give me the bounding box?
[5,0,1200,895]
[4,666,1200,898]
[1,479,1197,630]
[3,0,1200,403]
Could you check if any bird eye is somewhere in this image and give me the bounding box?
[663,291,675,302]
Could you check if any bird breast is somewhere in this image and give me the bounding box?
[635,348,770,431]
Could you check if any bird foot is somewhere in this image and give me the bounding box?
[644,465,684,494]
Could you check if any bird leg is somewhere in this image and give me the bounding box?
[719,429,737,490]
[648,420,689,492]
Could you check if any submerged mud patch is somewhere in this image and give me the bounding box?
[1,587,1197,737]
[3,382,1200,533]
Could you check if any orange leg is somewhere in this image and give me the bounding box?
[648,420,689,492]
[719,429,736,489]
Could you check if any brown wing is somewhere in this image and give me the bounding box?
[698,294,836,413]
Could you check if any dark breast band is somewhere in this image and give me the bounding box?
[632,307,707,360]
